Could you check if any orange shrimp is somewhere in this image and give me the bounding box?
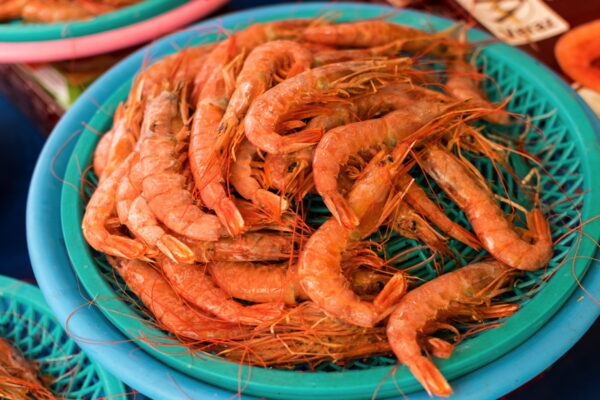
[218,40,313,153]
[302,21,464,59]
[446,57,510,125]
[115,258,247,340]
[313,84,454,228]
[244,58,412,155]
[399,175,482,249]
[297,145,412,327]
[208,262,391,306]
[555,19,600,93]
[92,129,114,177]
[185,232,294,263]
[420,144,552,270]
[160,257,284,325]
[189,57,246,236]
[21,0,92,23]
[139,92,225,241]
[230,139,288,216]
[390,202,452,255]
[0,338,51,400]
[101,103,139,181]
[0,0,25,21]
[387,260,517,397]
[193,20,314,100]
[82,153,146,259]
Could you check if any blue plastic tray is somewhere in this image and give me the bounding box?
[27,3,600,399]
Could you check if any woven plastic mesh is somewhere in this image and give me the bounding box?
[0,292,109,398]
[79,47,585,373]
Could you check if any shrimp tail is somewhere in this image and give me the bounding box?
[157,235,195,264]
[409,356,453,397]
[372,273,407,321]
[255,189,289,216]
[103,236,146,259]
[324,192,360,229]
[216,197,246,236]
[425,337,454,359]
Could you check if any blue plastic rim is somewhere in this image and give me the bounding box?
[0,275,126,399]
[27,3,600,400]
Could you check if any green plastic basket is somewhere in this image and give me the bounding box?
[0,275,126,399]
[59,5,600,400]
[0,0,189,42]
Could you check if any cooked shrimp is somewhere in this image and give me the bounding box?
[244,58,412,155]
[218,40,312,153]
[298,145,412,327]
[399,174,482,249]
[139,92,225,241]
[115,258,247,340]
[160,257,284,325]
[446,59,510,125]
[390,202,451,254]
[302,21,464,59]
[193,20,313,100]
[82,154,146,259]
[230,139,288,216]
[93,129,114,177]
[0,338,50,400]
[420,144,552,270]
[190,58,246,236]
[21,0,91,23]
[387,260,517,397]
[313,84,454,228]
[0,0,25,21]
[209,262,391,306]
[186,232,294,263]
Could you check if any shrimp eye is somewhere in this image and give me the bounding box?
[465,135,475,144]
[409,220,417,232]
[287,162,298,172]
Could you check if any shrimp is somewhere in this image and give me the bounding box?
[208,262,392,305]
[313,84,455,228]
[193,20,314,100]
[244,58,412,155]
[21,0,91,23]
[297,145,412,327]
[0,0,25,21]
[0,338,52,400]
[186,232,294,263]
[218,40,313,154]
[399,175,482,249]
[446,53,510,125]
[386,260,517,397]
[139,92,225,241]
[390,202,452,255]
[419,144,552,270]
[93,129,114,177]
[189,57,246,236]
[160,257,284,325]
[115,258,247,340]
[82,154,146,259]
[302,21,464,59]
[230,139,288,216]
[555,19,600,93]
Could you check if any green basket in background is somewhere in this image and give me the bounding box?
[0,275,126,399]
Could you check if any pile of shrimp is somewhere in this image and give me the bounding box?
[0,337,65,400]
[0,0,142,23]
[82,18,556,397]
